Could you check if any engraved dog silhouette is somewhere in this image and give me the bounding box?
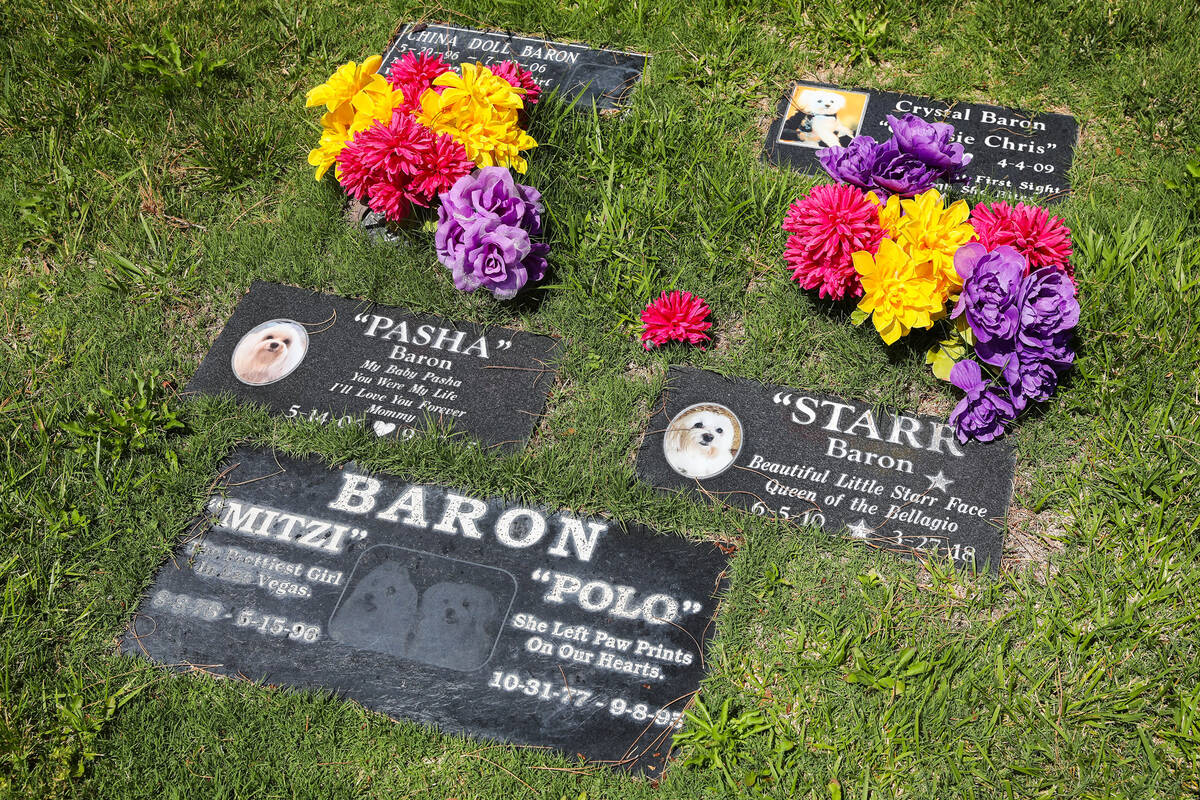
[408,582,499,671]
[327,562,418,657]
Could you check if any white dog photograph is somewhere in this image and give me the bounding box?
[778,84,869,149]
[230,319,309,386]
[663,402,744,480]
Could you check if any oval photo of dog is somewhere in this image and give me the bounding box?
[663,402,744,480]
[230,319,309,386]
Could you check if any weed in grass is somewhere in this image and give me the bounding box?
[121,28,230,96]
[674,698,774,790]
[60,372,185,459]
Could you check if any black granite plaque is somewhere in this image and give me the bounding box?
[763,81,1077,203]
[384,23,647,110]
[186,282,559,451]
[636,367,1014,572]
[122,449,727,773]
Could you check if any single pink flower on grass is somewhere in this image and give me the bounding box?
[782,184,885,301]
[640,291,712,350]
[489,60,542,105]
[971,201,1074,282]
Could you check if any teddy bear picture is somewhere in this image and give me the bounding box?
[778,85,869,150]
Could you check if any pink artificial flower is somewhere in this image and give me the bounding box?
[782,184,885,301]
[971,201,1074,281]
[336,112,471,222]
[386,52,452,113]
[337,112,431,201]
[367,181,411,221]
[406,132,473,206]
[640,291,712,350]
[489,60,542,105]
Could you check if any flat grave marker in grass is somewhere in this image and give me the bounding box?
[385,23,647,111]
[122,448,728,774]
[636,366,1014,572]
[764,81,1078,203]
[186,281,559,452]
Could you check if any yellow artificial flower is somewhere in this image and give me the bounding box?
[417,63,537,172]
[434,61,525,112]
[349,77,404,134]
[867,191,903,238]
[307,102,355,180]
[894,189,974,300]
[306,55,384,112]
[853,239,945,345]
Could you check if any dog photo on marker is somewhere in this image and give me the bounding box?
[663,403,744,480]
[778,85,869,149]
[230,319,309,386]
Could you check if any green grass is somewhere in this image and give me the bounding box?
[2,0,1200,796]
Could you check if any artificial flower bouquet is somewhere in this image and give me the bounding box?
[783,113,1079,443]
[305,53,548,299]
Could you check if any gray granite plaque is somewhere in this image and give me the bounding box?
[186,282,559,451]
[384,23,647,110]
[636,367,1015,572]
[123,449,727,774]
[764,81,1078,203]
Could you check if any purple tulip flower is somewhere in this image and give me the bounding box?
[817,136,880,192]
[868,139,940,198]
[887,113,973,178]
[949,359,1015,443]
[1008,358,1059,412]
[952,243,1026,344]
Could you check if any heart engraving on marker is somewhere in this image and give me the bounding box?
[372,421,396,437]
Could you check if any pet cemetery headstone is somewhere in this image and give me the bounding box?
[636,367,1015,572]
[385,24,647,110]
[764,81,1078,203]
[122,448,728,773]
[186,282,559,451]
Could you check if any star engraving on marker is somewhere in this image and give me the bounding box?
[925,470,954,493]
[847,519,873,540]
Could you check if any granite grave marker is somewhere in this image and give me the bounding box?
[636,367,1015,572]
[384,23,647,110]
[763,81,1078,203]
[186,282,559,451]
[123,449,728,773]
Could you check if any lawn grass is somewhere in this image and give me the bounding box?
[2,0,1199,796]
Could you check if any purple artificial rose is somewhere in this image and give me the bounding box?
[1017,266,1079,346]
[948,359,1015,443]
[952,243,1026,346]
[435,167,549,299]
[817,136,880,191]
[868,139,940,198]
[451,217,532,298]
[1017,334,1074,370]
[1008,357,1058,412]
[887,113,972,177]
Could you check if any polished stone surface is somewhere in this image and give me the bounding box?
[763,81,1078,203]
[384,23,646,111]
[186,282,559,451]
[123,449,728,774]
[637,367,1014,572]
